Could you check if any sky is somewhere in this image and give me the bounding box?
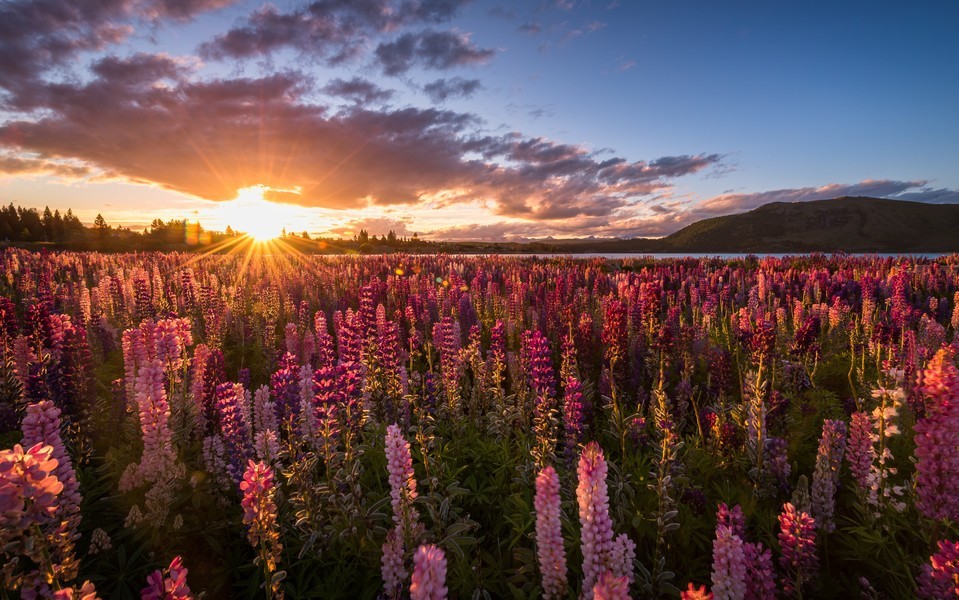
[1,0,958,240]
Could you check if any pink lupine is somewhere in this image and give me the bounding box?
[592,572,630,600]
[141,556,193,600]
[711,525,747,600]
[845,411,874,491]
[777,503,818,597]
[240,460,283,598]
[914,347,959,523]
[535,466,568,599]
[917,539,959,599]
[21,401,81,526]
[410,544,448,600]
[716,503,745,539]
[385,423,420,532]
[578,441,615,598]
[381,527,407,599]
[127,359,177,487]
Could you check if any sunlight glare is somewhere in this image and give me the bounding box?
[223,186,300,242]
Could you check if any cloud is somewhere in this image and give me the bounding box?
[693,179,933,216]
[0,51,721,222]
[0,154,92,178]
[321,77,394,104]
[423,77,480,102]
[374,30,494,75]
[519,22,542,35]
[0,0,236,107]
[199,0,471,63]
[326,217,413,237]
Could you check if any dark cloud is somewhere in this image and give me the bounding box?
[321,77,394,104]
[423,77,480,102]
[199,0,471,63]
[0,154,92,178]
[374,30,494,75]
[0,51,719,221]
[0,0,236,107]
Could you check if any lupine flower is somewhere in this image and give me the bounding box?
[240,460,283,598]
[742,542,776,600]
[716,503,745,539]
[681,583,713,600]
[810,419,847,532]
[777,503,818,597]
[141,556,193,600]
[845,411,874,491]
[913,347,959,523]
[534,466,568,599]
[385,424,420,533]
[381,527,407,600]
[578,441,615,598]
[410,544,447,600]
[917,539,959,599]
[563,376,587,462]
[610,534,636,586]
[21,401,80,526]
[591,572,630,600]
[711,525,746,600]
[524,329,558,466]
[215,382,252,483]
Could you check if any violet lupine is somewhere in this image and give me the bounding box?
[215,382,252,483]
[917,539,959,599]
[711,525,747,600]
[240,460,283,599]
[810,419,847,532]
[410,544,448,600]
[913,347,959,523]
[141,556,193,600]
[591,572,630,600]
[578,441,615,599]
[270,353,301,428]
[742,542,776,600]
[845,411,874,492]
[312,364,342,464]
[534,466,568,599]
[610,534,636,586]
[777,503,818,597]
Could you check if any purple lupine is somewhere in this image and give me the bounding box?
[271,352,301,427]
[913,347,959,523]
[524,329,558,465]
[742,542,776,600]
[810,419,847,532]
[312,364,342,462]
[577,441,615,598]
[534,466,568,599]
[563,376,587,462]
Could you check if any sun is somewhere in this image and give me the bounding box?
[224,186,300,242]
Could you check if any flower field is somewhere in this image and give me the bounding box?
[1,248,958,599]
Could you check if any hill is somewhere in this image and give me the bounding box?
[644,196,959,253]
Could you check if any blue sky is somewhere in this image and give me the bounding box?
[0,0,956,239]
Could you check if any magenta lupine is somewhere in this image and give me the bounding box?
[141,556,193,600]
[314,311,336,369]
[240,460,283,599]
[432,316,463,415]
[563,377,587,460]
[917,539,959,599]
[534,466,568,599]
[711,525,747,600]
[591,572,630,600]
[410,544,448,600]
[312,364,341,463]
[716,503,745,539]
[524,329,558,465]
[810,419,847,532]
[913,347,959,523]
[122,359,177,490]
[777,503,818,597]
[742,542,776,600]
[845,411,874,491]
[578,441,615,598]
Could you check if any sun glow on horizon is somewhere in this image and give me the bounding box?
[222,186,301,242]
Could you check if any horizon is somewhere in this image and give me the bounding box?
[1,1,958,242]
